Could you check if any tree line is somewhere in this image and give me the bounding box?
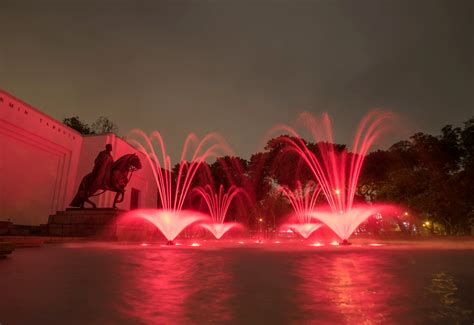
[63,116,118,135]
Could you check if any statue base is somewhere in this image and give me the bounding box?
[47,208,126,238]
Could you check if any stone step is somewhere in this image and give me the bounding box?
[55,208,126,215]
[49,208,127,225]
[0,237,43,248]
[49,214,122,225]
[0,242,15,256]
[47,224,118,238]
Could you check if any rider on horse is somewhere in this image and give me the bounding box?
[91,144,114,189]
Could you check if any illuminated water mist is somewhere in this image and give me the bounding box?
[310,204,397,242]
[274,111,396,242]
[196,185,243,239]
[125,209,208,241]
[125,130,230,242]
[280,181,322,239]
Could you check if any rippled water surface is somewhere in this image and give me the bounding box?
[1,243,473,324]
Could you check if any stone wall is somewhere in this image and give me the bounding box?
[0,90,82,224]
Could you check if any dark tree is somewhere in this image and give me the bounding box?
[360,117,474,235]
[91,116,119,134]
[62,116,93,135]
[63,116,119,135]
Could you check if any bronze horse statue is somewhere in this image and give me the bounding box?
[70,153,142,208]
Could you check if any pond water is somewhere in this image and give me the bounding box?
[1,242,473,324]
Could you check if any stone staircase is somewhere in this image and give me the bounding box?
[46,208,126,238]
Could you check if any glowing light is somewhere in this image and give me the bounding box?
[190,243,200,247]
[311,242,323,247]
[369,243,383,246]
[238,241,245,244]
[404,211,409,216]
[330,241,339,246]
[140,243,148,246]
[163,214,171,224]
[334,189,341,195]
[274,241,281,244]
[258,218,263,222]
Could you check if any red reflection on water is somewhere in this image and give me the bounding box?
[117,250,234,323]
[295,252,404,323]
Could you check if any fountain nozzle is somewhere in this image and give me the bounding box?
[340,239,351,246]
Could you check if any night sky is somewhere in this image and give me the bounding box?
[1,0,472,159]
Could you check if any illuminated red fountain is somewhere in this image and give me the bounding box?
[127,209,208,243]
[196,184,243,239]
[274,111,396,244]
[279,181,322,239]
[125,130,230,244]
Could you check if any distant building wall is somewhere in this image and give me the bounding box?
[0,90,82,225]
[0,90,157,225]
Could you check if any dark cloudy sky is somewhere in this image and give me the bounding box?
[1,0,472,159]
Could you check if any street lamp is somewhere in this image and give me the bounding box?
[258,218,264,241]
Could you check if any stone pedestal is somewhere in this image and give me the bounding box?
[47,208,126,238]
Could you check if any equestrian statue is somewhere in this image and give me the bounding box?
[70,144,142,208]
